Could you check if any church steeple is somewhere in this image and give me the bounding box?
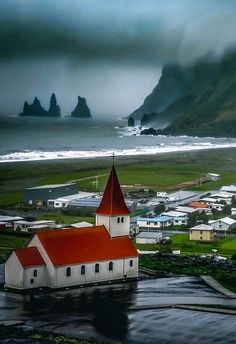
[96,165,130,216]
[96,164,130,237]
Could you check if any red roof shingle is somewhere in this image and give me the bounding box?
[36,226,138,266]
[96,165,130,215]
[15,247,45,267]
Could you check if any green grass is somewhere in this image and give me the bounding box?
[0,234,30,258]
[1,149,236,206]
[37,213,95,225]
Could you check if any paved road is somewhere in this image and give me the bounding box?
[1,269,236,343]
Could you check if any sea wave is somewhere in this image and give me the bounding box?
[1,142,236,163]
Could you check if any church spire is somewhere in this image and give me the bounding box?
[96,164,130,216]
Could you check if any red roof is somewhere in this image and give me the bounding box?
[15,247,45,267]
[96,165,130,215]
[36,226,138,266]
[189,201,209,208]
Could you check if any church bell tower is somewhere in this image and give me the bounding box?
[95,163,130,237]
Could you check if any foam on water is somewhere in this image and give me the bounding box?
[1,142,236,163]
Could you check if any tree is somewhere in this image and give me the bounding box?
[154,203,166,215]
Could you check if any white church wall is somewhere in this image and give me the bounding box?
[124,257,139,278]
[54,258,131,288]
[28,235,55,288]
[5,252,24,289]
[23,266,46,289]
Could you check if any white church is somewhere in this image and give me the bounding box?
[4,165,139,290]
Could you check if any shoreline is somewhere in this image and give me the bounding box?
[1,145,236,165]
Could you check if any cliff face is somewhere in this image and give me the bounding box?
[129,51,236,137]
[19,94,61,117]
[71,96,91,118]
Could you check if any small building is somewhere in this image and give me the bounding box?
[189,202,212,215]
[13,220,56,232]
[24,183,78,205]
[208,217,236,234]
[207,173,220,181]
[137,216,172,231]
[220,185,236,194]
[136,232,162,244]
[161,211,188,225]
[70,221,93,228]
[47,191,97,208]
[0,216,23,228]
[189,224,214,241]
[175,206,198,215]
[231,208,236,216]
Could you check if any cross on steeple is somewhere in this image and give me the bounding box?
[112,152,116,165]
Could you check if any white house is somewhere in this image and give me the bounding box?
[136,232,162,244]
[208,217,236,235]
[5,165,139,290]
[189,224,214,241]
[161,211,188,225]
[207,173,220,181]
[220,185,236,194]
[13,220,56,232]
[231,208,236,216]
[137,216,173,230]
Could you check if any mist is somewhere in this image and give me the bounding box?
[0,0,236,116]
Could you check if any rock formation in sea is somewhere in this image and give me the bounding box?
[19,94,61,117]
[19,97,48,117]
[71,96,91,118]
[48,93,61,117]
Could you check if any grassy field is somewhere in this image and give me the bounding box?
[136,234,236,257]
[1,148,236,206]
[37,213,95,225]
[0,233,30,259]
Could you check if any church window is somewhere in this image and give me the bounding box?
[81,265,85,275]
[129,260,133,267]
[66,267,71,277]
[109,262,113,271]
[30,279,34,284]
[117,217,120,223]
[121,217,124,223]
[95,263,100,273]
[33,269,37,277]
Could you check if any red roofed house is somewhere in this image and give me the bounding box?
[5,165,139,290]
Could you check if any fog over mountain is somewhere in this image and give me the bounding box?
[0,0,236,117]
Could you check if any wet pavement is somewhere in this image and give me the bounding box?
[1,268,236,343]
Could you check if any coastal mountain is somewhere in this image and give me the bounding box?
[71,96,91,118]
[19,93,61,117]
[129,51,236,137]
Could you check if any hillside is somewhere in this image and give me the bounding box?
[129,51,236,137]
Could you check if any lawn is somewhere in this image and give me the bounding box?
[0,233,30,259]
[37,213,95,225]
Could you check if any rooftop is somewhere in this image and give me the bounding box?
[136,232,162,239]
[138,216,172,222]
[26,183,75,190]
[36,226,139,266]
[191,224,214,231]
[15,247,45,267]
[161,211,188,218]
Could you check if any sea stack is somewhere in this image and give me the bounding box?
[19,97,48,117]
[71,96,91,118]
[48,93,61,117]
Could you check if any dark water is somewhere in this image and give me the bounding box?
[1,273,236,343]
[1,116,236,162]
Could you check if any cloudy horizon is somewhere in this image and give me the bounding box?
[1,0,236,117]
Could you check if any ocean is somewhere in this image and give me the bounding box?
[1,116,236,163]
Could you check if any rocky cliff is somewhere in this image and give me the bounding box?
[129,51,236,137]
[71,96,91,118]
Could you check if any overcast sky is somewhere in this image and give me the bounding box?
[1,0,236,116]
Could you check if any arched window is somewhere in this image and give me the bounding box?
[129,260,133,267]
[95,263,100,273]
[66,267,71,277]
[117,217,120,223]
[121,217,124,223]
[33,269,37,277]
[109,261,113,271]
[81,265,85,275]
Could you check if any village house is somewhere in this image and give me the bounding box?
[5,165,139,290]
[161,211,188,226]
[135,232,162,244]
[208,217,236,235]
[13,220,56,232]
[189,224,214,241]
[137,215,172,231]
